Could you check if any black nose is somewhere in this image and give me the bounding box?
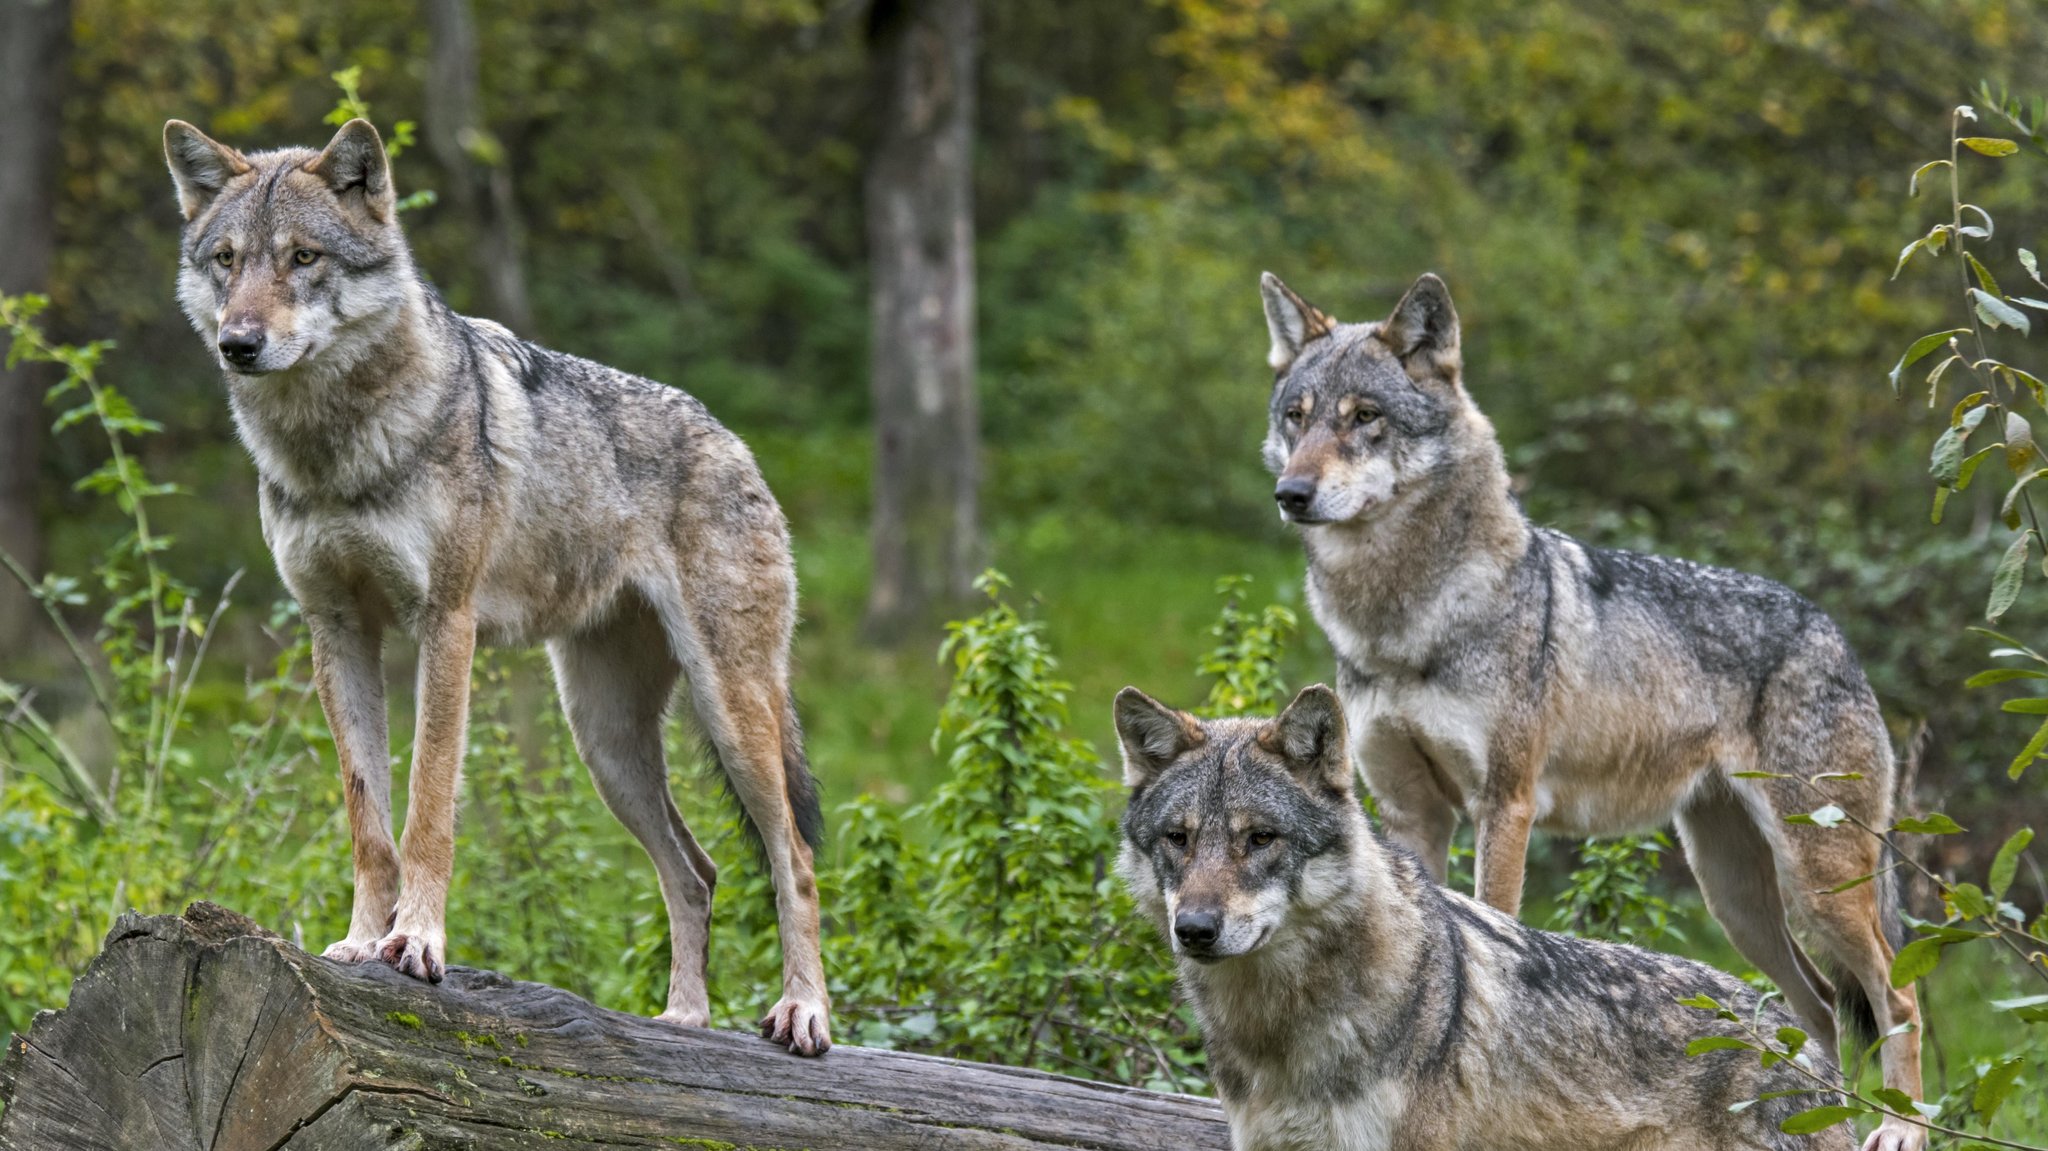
[1174,909,1221,949]
[218,327,265,366]
[1274,477,1316,515]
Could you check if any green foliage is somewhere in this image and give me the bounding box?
[1547,833,1683,949]
[1196,574,1298,718]
[818,570,1200,1089]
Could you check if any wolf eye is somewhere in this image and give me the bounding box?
[214,249,233,267]
[1283,407,1304,425]
[1247,831,1277,850]
[1353,407,1381,427]
[293,248,321,266]
[1164,830,1188,849]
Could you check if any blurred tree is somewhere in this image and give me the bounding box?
[863,0,981,641]
[0,0,71,649]
[424,0,530,332]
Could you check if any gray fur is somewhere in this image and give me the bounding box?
[1117,688,1855,1151]
[164,118,832,1055]
[1256,272,1926,1151]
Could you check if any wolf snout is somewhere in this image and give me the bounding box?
[1174,907,1222,950]
[218,322,266,369]
[1274,476,1317,517]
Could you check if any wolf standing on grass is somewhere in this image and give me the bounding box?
[1116,684,1852,1151]
[1256,271,1923,1148]
[162,117,832,1054]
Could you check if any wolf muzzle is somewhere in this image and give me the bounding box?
[218,320,266,370]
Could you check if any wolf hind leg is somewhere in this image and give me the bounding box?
[549,599,718,1025]
[1757,664,1923,1151]
[647,568,830,1056]
[1675,780,1837,1041]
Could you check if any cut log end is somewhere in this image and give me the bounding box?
[0,902,1227,1150]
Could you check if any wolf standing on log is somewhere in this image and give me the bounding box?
[1116,684,1854,1151]
[162,118,831,1054]
[1255,271,1923,1148]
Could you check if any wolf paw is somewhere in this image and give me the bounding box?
[656,1006,712,1028]
[373,927,446,983]
[759,996,831,1056]
[322,936,383,964]
[1861,1117,1926,1151]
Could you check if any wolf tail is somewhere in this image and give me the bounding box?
[779,693,825,849]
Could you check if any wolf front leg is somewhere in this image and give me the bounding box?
[308,608,398,964]
[1471,727,1544,917]
[375,602,477,983]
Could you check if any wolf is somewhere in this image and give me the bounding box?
[1116,684,1856,1151]
[162,117,830,1053]
[1253,271,1922,1147]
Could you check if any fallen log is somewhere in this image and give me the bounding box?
[1,903,1227,1150]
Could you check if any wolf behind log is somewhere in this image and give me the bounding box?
[162,117,829,1053]
[1252,270,1922,1147]
[1115,685,1855,1151]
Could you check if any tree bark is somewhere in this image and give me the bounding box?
[0,903,1229,1150]
[863,0,981,642]
[423,0,532,333]
[0,0,70,651]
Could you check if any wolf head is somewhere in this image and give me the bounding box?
[1115,684,1365,963]
[163,119,414,380]
[1258,271,1484,526]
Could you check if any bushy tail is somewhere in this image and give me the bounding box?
[780,694,824,849]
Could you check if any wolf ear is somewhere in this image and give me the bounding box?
[1263,684,1350,791]
[163,121,251,221]
[1260,272,1337,373]
[305,118,395,221]
[1114,687,1203,788]
[1382,273,1461,382]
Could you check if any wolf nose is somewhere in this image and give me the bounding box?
[218,327,265,367]
[1174,909,1221,949]
[1274,477,1316,516]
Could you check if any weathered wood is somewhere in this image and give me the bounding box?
[1,903,1228,1150]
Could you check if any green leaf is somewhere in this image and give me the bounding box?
[1869,1087,1915,1113]
[2002,468,2048,529]
[1909,159,1951,196]
[1890,937,1944,986]
[2024,248,2044,288]
[1990,827,2034,900]
[1893,813,1965,835]
[1965,667,2048,686]
[1825,871,1877,894]
[1989,531,2031,620]
[1779,1105,1863,1134]
[1974,1056,2025,1123]
[1930,412,1984,485]
[2001,696,2048,714]
[1676,993,1724,1010]
[1972,288,2032,335]
[1686,1035,1754,1056]
[1968,251,2003,298]
[2009,410,2039,471]
[1961,136,2021,156]
[1959,444,2000,491]
[2010,716,2048,780]
[1947,881,1993,920]
[1889,330,1968,395]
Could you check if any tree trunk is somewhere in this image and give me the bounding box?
[0,903,1229,1150]
[0,0,70,651]
[863,0,981,642]
[423,0,532,333]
